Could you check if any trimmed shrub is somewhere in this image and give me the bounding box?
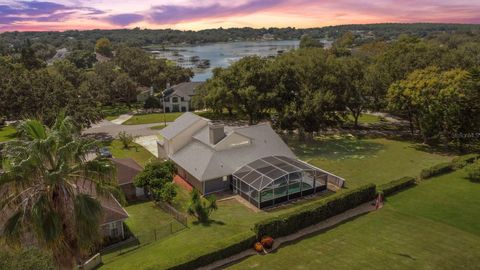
[378,176,416,197]
[165,232,256,270]
[420,162,454,179]
[260,236,274,249]
[253,184,376,239]
[452,154,480,169]
[254,242,264,252]
[466,162,480,183]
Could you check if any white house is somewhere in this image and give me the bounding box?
[163,82,204,112]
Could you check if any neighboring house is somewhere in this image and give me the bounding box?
[162,82,204,112]
[157,113,345,209]
[111,158,145,201]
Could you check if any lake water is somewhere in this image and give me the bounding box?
[149,40,302,81]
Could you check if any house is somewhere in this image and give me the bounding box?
[111,158,145,201]
[162,82,204,112]
[157,113,345,208]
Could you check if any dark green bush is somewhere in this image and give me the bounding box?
[420,162,454,179]
[253,184,376,239]
[164,232,256,270]
[378,176,416,197]
[466,162,480,183]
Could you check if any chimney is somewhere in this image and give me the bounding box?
[209,123,225,145]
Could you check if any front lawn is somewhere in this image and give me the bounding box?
[105,139,155,167]
[122,112,184,125]
[287,135,453,188]
[227,166,480,270]
[0,125,16,142]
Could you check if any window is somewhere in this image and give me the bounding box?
[181,97,185,101]
[110,222,119,237]
[172,97,179,103]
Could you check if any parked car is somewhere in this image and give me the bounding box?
[99,147,112,158]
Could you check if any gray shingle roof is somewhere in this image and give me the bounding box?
[170,123,296,181]
[163,82,204,98]
[159,112,207,140]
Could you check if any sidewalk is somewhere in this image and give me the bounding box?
[199,200,379,270]
[110,114,133,124]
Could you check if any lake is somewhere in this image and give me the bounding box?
[148,40,303,81]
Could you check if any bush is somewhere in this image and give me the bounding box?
[260,236,274,249]
[452,154,480,169]
[420,162,454,179]
[164,232,256,270]
[253,184,376,239]
[377,176,416,197]
[466,162,480,183]
[156,182,177,203]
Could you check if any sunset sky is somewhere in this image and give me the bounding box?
[0,0,480,32]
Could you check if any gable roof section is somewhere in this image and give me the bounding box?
[163,82,204,98]
[159,112,206,140]
[111,158,143,186]
[170,123,296,181]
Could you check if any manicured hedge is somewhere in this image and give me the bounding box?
[421,154,480,179]
[164,231,256,270]
[252,184,376,239]
[377,176,416,197]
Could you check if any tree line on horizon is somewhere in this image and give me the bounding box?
[194,32,480,149]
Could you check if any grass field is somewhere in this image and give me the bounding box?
[287,135,453,188]
[123,112,184,125]
[105,139,155,167]
[123,201,183,244]
[0,126,16,142]
[227,166,480,270]
[99,136,456,269]
[347,113,382,124]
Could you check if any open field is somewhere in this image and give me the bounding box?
[122,112,184,125]
[227,166,480,270]
[0,126,16,142]
[99,136,456,269]
[287,135,453,188]
[105,139,156,167]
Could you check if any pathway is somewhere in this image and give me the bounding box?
[134,135,161,157]
[199,200,379,270]
[110,114,133,124]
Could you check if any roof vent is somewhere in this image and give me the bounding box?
[209,123,225,145]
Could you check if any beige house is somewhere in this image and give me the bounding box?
[162,82,203,112]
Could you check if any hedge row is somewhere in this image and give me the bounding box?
[252,183,376,239]
[377,176,416,197]
[164,231,256,270]
[420,153,480,179]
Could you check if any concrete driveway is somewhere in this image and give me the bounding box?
[84,120,160,138]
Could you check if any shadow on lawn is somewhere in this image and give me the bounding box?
[192,219,226,227]
[285,135,384,161]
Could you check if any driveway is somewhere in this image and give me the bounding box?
[83,120,160,139]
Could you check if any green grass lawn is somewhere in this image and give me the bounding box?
[227,166,480,270]
[124,201,183,244]
[101,105,136,121]
[122,112,184,125]
[105,140,155,167]
[287,135,454,188]
[0,125,16,142]
[99,136,456,270]
[347,113,383,124]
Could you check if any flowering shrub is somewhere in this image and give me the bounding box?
[260,236,274,249]
[254,242,263,252]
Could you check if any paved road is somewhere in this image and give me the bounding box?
[83,120,161,139]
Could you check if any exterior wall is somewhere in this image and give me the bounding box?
[204,176,231,195]
[164,94,192,112]
[157,141,167,159]
[101,220,125,239]
[121,184,137,202]
[176,165,203,192]
[166,119,208,156]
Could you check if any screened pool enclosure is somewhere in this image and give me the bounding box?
[232,156,345,208]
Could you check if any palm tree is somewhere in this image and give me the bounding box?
[187,189,218,223]
[0,115,120,269]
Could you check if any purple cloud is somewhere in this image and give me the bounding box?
[149,0,289,24]
[0,1,104,25]
[107,13,144,26]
